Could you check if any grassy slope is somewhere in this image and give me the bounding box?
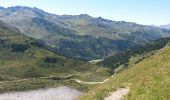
[0,22,111,92]
[99,37,170,70]
[79,46,170,100]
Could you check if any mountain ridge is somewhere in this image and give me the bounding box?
[1,6,170,60]
[99,36,170,70]
[0,20,110,81]
[159,24,170,30]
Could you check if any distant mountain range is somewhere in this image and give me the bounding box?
[159,24,170,30]
[0,6,169,99]
[0,6,170,60]
[0,20,109,83]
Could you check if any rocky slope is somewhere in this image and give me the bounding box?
[0,6,170,60]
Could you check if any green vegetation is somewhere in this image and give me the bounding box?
[79,46,170,100]
[0,6,170,99]
[0,21,111,92]
[0,78,96,93]
[99,37,170,70]
[1,6,170,60]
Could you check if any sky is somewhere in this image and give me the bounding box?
[0,0,170,25]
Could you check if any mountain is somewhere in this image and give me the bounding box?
[99,37,170,70]
[0,20,110,92]
[0,6,170,60]
[79,38,170,100]
[159,24,170,30]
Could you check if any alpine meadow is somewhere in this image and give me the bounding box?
[0,0,169,100]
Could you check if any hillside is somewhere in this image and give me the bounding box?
[99,37,170,70]
[0,20,111,92]
[79,42,170,100]
[0,6,170,60]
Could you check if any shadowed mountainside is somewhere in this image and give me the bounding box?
[99,37,170,70]
[1,6,170,60]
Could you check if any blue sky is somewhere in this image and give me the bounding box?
[0,0,170,25]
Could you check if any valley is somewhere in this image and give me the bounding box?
[0,20,111,95]
[0,6,170,60]
[79,41,170,100]
[0,4,169,100]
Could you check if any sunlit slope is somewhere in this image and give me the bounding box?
[79,46,170,100]
[0,21,110,82]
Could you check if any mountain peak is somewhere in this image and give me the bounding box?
[73,14,92,19]
[7,6,32,10]
[2,6,46,17]
[78,14,91,17]
[59,14,92,19]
